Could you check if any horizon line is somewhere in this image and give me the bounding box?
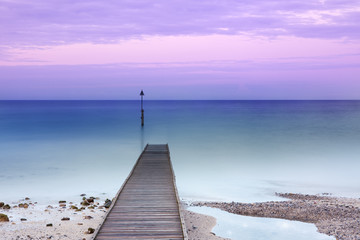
[1,99,359,101]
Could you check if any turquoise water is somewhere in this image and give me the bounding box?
[1,100,360,204]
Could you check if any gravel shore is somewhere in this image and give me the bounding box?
[193,193,360,240]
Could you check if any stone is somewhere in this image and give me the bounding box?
[25,197,30,200]
[46,223,53,227]
[104,199,112,208]
[61,217,70,221]
[20,218,27,221]
[80,194,86,197]
[3,204,11,209]
[86,228,95,234]
[59,203,66,207]
[0,202,4,208]
[84,215,93,220]
[59,201,66,204]
[0,214,9,222]
[81,200,90,206]
[70,205,78,210]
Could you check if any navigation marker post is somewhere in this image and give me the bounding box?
[140,90,144,127]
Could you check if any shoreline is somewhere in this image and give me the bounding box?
[2,193,359,240]
[193,193,360,240]
[0,194,226,240]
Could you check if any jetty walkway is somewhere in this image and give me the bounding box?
[94,144,187,239]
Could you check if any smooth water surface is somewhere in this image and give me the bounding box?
[1,100,360,204]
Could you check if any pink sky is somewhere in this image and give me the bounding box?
[1,0,360,99]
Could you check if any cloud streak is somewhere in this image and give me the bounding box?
[1,57,359,99]
[1,0,360,47]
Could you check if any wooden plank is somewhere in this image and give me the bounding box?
[93,144,187,240]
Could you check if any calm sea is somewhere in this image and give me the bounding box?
[1,100,360,204]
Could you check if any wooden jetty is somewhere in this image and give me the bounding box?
[94,144,187,239]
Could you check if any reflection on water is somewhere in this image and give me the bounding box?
[188,206,335,240]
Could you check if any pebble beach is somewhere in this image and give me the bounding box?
[0,195,110,240]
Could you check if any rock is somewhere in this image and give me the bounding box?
[80,194,86,197]
[70,205,78,210]
[81,200,90,206]
[0,202,4,208]
[61,217,70,221]
[59,203,66,207]
[20,218,27,221]
[84,216,93,220]
[86,228,95,234]
[3,204,11,209]
[104,199,112,208]
[25,197,30,200]
[0,214,9,222]
[78,223,83,225]
[46,223,53,227]
[59,201,66,204]
[18,203,29,208]
[87,198,94,203]
[88,206,95,209]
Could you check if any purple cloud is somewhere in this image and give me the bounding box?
[1,56,359,100]
[1,0,360,47]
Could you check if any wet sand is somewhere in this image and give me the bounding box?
[183,209,228,240]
